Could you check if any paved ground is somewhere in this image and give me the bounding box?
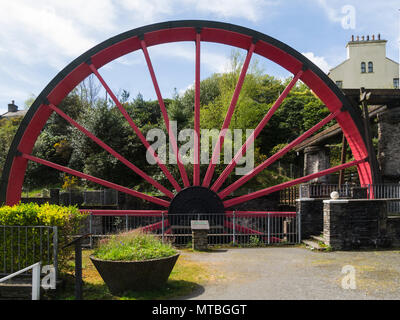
[179,246,400,300]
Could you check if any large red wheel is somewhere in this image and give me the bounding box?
[0,21,374,236]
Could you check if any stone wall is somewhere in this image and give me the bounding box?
[296,198,324,238]
[387,217,400,247]
[377,108,400,183]
[303,146,330,183]
[323,199,389,250]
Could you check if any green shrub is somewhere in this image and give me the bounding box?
[93,230,177,261]
[0,202,89,272]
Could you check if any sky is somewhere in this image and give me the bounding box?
[0,0,399,114]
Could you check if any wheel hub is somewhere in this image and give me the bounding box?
[168,186,224,215]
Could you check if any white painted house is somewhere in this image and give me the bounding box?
[328,34,399,89]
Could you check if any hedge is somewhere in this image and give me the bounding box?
[0,202,89,273]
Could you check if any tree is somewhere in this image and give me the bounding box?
[0,117,23,177]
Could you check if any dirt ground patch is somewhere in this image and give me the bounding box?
[179,247,400,300]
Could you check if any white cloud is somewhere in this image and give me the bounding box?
[302,52,332,73]
[182,0,272,22]
[120,0,174,23]
[149,43,231,73]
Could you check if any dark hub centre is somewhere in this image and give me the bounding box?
[168,186,224,215]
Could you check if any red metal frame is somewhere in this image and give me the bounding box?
[223,158,366,208]
[211,69,304,191]
[47,103,174,198]
[193,31,201,186]
[202,42,256,187]
[1,21,373,241]
[140,39,190,187]
[22,153,170,207]
[218,109,342,198]
[89,63,181,192]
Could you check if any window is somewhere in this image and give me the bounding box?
[361,62,366,73]
[335,80,343,88]
[394,78,399,89]
[368,61,373,73]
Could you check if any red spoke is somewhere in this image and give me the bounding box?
[193,31,201,185]
[87,62,181,192]
[47,103,174,198]
[211,69,304,192]
[224,211,296,218]
[223,158,366,208]
[202,41,256,187]
[21,153,170,207]
[140,39,190,187]
[141,219,170,232]
[84,209,166,216]
[219,110,341,199]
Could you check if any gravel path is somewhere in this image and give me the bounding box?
[179,246,400,300]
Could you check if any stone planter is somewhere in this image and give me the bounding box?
[90,253,180,294]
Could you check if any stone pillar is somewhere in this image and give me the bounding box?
[377,108,400,183]
[323,199,388,250]
[303,146,330,183]
[296,198,324,239]
[191,220,209,251]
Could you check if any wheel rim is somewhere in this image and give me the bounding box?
[0,20,373,214]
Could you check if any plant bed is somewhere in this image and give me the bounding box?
[90,231,179,294]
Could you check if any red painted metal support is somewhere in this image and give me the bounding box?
[83,210,166,216]
[21,153,170,207]
[223,158,366,208]
[219,110,341,199]
[88,63,181,192]
[193,31,201,186]
[224,221,282,243]
[224,211,296,218]
[211,69,304,192]
[140,39,190,187]
[202,42,256,187]
[141,219,170,232]
[48,103,173,198]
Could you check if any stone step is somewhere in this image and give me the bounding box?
[0,282,32,300]
[310,235,325,243]
[302,239,326,251]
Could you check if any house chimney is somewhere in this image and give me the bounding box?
[8,100,18,113]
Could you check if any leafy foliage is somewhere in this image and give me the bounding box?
[0,203,89,271]
[93,230,177,261]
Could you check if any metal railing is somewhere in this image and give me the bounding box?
[0,226,58,280]
[0,262,41,300]
[367,184,400,215]
[299,183,400,215]
[87,212,300,246]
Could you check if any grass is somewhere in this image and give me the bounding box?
[50,248,214,300]
[92,230,177,261]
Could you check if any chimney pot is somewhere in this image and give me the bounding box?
[356,35,359,41]
[372,35,375,40]
[361,36,365,41]
[378,33,381,40]
[8,100,18,113]
[351,35,354,41]
[367,35,369,41]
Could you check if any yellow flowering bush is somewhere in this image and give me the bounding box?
[0,202,89,272]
